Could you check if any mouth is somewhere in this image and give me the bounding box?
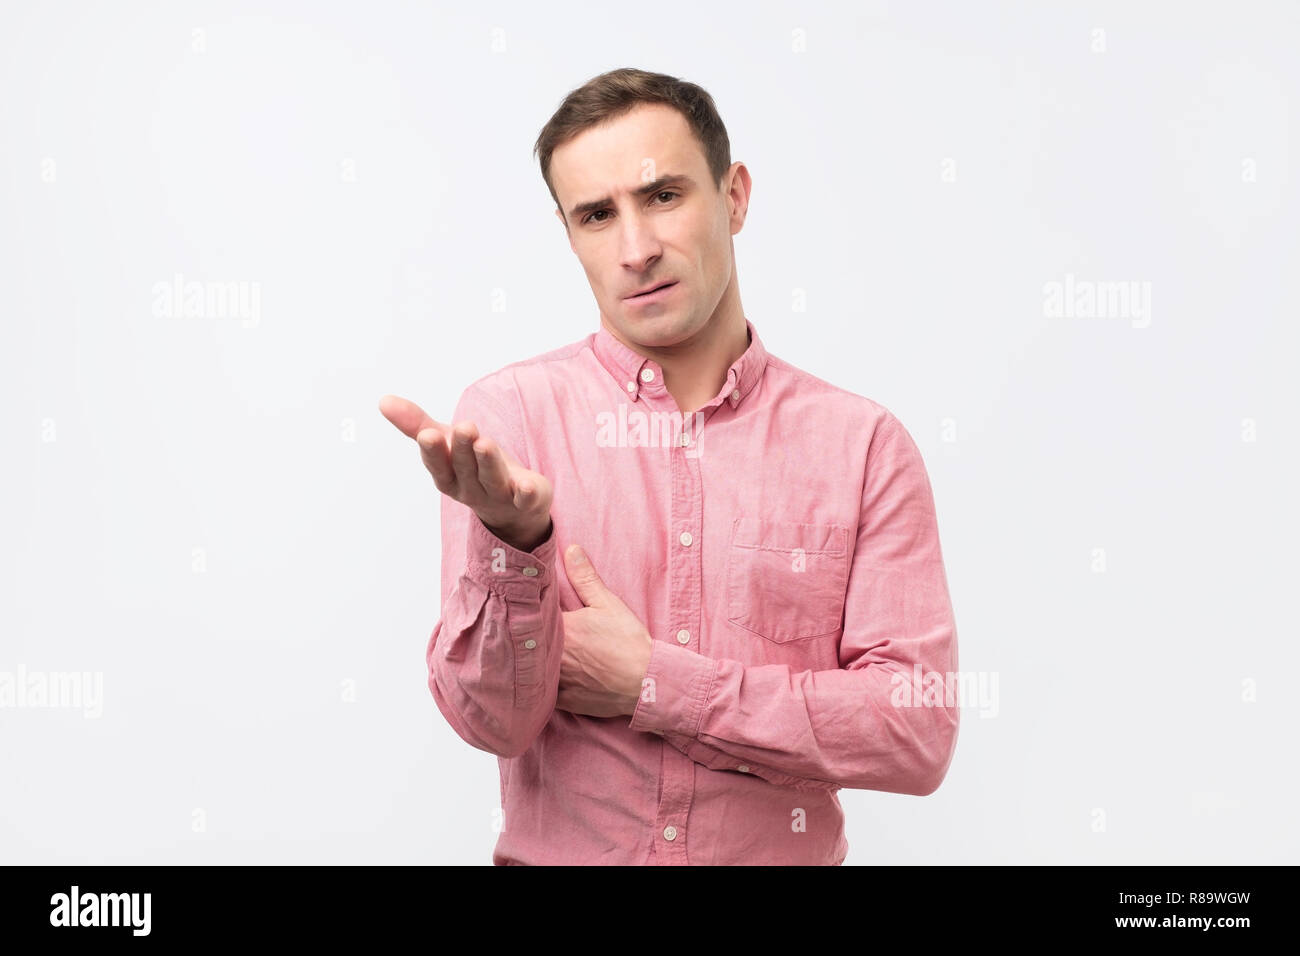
[625,280,678,301]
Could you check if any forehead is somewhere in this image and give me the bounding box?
[550,103,705,200]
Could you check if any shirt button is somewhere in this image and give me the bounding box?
[640,367,654,382]
[626,381,636,393]
[731,388,740,401]
[523,639,536,649]
[676,629,691,644]
[663,825,678,841]
[521,566,538,577]
[679,531,693,547]
[737,765,750,773]
[679,433,690,446]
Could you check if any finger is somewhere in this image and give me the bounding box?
[471,435,513,499]
[378,394,446,441]
[449,421,486,497]
[563,544,608,608]
[511,471,545,512]
[416,425,457,494]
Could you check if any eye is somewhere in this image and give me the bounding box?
[581,191,681,225]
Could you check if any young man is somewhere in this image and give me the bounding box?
[379,68,959,865]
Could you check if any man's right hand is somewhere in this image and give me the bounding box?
[378,394,553,552]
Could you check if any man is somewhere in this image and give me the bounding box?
[379,67,959,865]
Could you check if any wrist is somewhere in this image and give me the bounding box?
[483,514,552,552]
[627,630,654,715]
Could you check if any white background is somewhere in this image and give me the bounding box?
[1,0,1295,864]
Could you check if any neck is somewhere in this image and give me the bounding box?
[604,279,749,414]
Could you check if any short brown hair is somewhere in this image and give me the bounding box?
[533,68,732,219]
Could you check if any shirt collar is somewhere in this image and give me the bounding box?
[592,317,769,410]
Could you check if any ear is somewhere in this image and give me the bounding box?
[725,161,752,236]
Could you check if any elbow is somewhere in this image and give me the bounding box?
[495,690,557,757]
[438,698,541,760]
[911,762,950,797]
[492,707,550,759]
[842,709,959,796]
[429,670,551,759]
[462,727,538,761]
[909,707,959,796]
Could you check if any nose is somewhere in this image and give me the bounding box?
[617,212,662,274]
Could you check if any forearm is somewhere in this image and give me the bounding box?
[428,507,562,759]
[629,635,958,794]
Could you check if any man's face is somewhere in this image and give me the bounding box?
[550,103,747,349]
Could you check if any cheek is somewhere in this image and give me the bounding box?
[578,253,605,289]
[699,226,726,277]
[705,215,729,261]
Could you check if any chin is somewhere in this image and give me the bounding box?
[640,315,704,347]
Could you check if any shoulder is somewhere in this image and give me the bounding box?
[762,351,904,444]
[456,334,592,413]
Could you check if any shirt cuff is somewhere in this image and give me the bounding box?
[627,639,717,737]
[462,513,557,601]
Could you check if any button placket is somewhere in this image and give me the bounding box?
[652,398,706,865]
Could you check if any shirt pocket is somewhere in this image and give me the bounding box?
[724,517,851,643]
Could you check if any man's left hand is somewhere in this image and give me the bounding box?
[555,544,654,718]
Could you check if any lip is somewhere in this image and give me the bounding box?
[624,280,679,304]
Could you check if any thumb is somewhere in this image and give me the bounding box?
[564,544,609,608]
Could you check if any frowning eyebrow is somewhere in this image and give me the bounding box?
[567,173,697,220]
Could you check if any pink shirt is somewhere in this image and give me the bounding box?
[428,318,959,865]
